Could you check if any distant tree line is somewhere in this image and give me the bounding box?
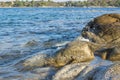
[65,0,120,7]
[0,0,120,7]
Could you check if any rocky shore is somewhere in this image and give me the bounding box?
[15,13,120,80]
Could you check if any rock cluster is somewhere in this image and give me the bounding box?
[15,13,120,80]
[46,13,120,67]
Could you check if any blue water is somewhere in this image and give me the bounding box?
[0,7,120,79]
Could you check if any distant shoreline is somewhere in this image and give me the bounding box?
[0,6,119,8]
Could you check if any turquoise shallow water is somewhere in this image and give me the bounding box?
[0,7,120,79]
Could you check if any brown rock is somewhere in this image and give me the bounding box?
[47,41,95,67]
[82,13,120,61]
[82,13,120,44]
[94,14,120,25]
[95,46,120,61]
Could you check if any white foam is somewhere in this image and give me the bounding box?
[76,36,90,42]
[55,41,70,47]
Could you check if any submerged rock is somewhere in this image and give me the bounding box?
[15,53,48,71]
[24,40,38,47]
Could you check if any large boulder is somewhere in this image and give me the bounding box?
[82,13,120,61]
[82,13,120,44]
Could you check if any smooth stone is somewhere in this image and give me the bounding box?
[75,56,113,80]
[53,63,89,80]
[93,62,120,80]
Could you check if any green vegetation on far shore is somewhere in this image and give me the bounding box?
[0,0,120,7]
